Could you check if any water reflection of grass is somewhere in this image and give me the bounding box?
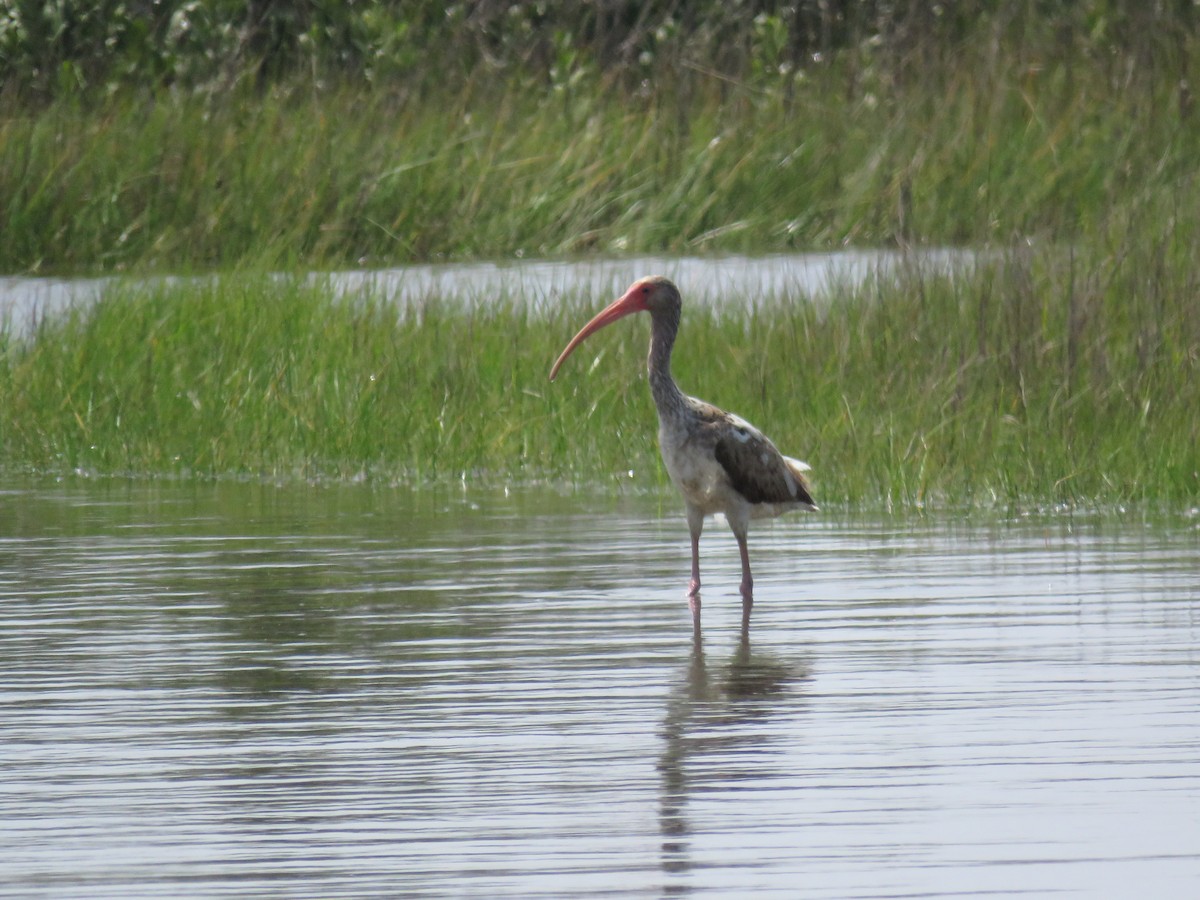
[2,247,1195,507]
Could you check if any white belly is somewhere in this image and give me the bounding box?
[658,420,736,516]
[658,415,811,527]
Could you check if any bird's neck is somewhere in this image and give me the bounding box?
[647,309,687,419]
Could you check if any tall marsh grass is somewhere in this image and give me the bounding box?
[3,6,1198,506]
[2,27,1197,274]
[3,231,1196,507]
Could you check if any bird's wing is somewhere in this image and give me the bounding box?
[711,413,816,507]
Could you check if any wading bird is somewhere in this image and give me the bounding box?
[549,276,816,618]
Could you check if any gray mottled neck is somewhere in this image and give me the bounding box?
[647,308,688,420]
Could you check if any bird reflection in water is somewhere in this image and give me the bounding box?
[658,607,810,889]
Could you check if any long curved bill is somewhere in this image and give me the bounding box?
[549,285,648,381]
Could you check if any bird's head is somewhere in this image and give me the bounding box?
[634,275,682,318]
[549,276,681,381]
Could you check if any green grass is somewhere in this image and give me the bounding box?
[2,31,1197,274]
[3,225,1197,508]
[3,17,1198,507]
[0,276,566,482]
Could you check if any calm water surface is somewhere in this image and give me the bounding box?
[1,480,1198,898]
[0,250,974,339]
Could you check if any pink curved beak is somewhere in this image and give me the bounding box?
[549,284,649,381]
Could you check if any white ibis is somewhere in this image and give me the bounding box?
[549,275,816,613]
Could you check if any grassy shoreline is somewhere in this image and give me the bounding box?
[2,243,1196,509]
[2,11,1198,506]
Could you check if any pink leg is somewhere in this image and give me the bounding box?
[688,529,702,597]
[686,507,704,599]
[736,532,754,603]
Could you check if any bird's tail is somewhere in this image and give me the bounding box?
[784,456,818,510]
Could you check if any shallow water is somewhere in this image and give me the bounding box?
[2,480,1198,898]
[0,250,973,339]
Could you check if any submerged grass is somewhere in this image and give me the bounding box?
[3,223,1197,509]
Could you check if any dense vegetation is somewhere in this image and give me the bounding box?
[3,2,1195,103]
[2,2,1197,272]
[1,2,1197,507]
[2,243,1195,507]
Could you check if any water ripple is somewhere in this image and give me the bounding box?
[1,482,1198,897]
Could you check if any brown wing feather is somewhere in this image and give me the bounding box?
[711,415,815,506]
